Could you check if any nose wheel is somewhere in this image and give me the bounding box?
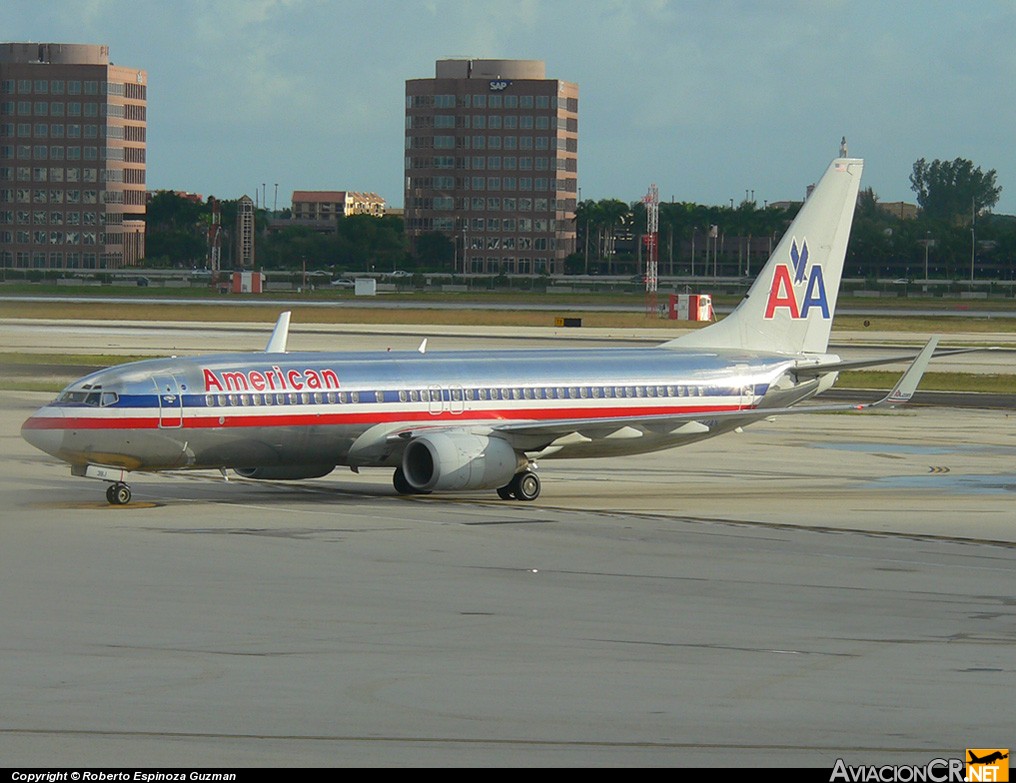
[105,482,132,505]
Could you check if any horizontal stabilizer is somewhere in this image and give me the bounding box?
[794,343,987,378]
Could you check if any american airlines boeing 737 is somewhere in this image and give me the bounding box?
[22,156,945,504]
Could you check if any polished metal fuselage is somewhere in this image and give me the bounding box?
[22,345,817,473]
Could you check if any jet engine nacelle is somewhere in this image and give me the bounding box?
[402,432,522,492]
[233,464,336,480]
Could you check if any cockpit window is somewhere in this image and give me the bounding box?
[58,389,117,406]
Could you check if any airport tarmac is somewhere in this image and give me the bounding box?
[2,318,1015,767]
[2,386,1014,768]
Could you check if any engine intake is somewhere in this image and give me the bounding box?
[402,433,522,492]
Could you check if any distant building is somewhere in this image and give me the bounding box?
[404,59,578,274]
[235,195,255,268]
[0,42,147,270]
[291,190,385,221]
[877,201,918,220]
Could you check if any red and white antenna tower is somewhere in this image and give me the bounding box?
[643,183,659,315]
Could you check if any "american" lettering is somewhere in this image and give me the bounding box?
[202,366,340,393]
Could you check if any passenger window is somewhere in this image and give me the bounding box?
[351,391,359,403]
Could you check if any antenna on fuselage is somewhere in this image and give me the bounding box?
[418,338,428,354]
[265,311,291,353]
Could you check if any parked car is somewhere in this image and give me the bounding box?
[330,278,355,288]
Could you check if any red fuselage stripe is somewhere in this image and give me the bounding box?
[23,403,747,431]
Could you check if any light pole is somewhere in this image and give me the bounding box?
[273,183,278,214]
[690,226,696,277]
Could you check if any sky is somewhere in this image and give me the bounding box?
[5,0,1015,213]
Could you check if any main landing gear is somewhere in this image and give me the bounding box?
[105,482,132,505]
[392,467,431,496]
[497,470,541,502]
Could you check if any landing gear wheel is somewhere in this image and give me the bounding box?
[392,467,413,495]
[392,467,431,495]
[107,482,131,505]
[511,470,541,502]
[496,485,515,500]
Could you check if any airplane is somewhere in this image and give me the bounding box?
[969,751,1009,765]
[21,155,952,505]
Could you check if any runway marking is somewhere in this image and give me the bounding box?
[27,501,161,510]
[462,518,556,526]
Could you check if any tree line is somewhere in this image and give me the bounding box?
[143,157,1013,280]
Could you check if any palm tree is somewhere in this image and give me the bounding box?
[596,199,631,273]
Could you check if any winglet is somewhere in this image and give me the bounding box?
[265,311,291,353]
[874,336,939,406]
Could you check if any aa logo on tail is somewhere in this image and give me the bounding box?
[764,238,830,320]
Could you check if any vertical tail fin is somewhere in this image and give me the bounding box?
[665,157,863,355]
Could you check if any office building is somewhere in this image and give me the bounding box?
[0,42,147,270]
[405,59,578,274]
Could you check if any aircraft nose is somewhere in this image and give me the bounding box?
[21,408,66,458]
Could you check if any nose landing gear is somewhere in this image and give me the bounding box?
[105,482,132,505]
